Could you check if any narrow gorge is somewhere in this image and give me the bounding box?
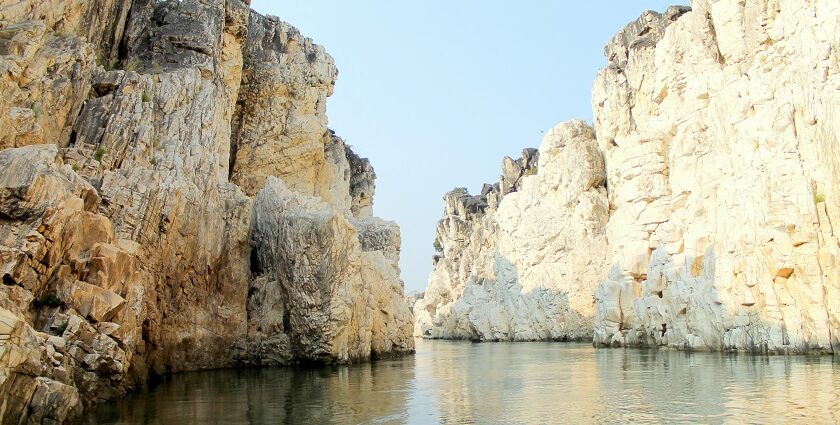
[416,1,840,354]
[1,0,839,423]
[0,0,412,422]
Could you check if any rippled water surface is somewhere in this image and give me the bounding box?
[87,341,840,424]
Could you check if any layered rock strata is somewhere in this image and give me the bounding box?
[419,0,840,354]
[415,121,610,341]
[0,0,412,422]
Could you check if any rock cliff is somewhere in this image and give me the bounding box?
[0,0,412,422]
[418,0,840,354]
[415,121,611,341]
[592,1,840,353]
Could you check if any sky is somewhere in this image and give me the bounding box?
[250,1,677,293]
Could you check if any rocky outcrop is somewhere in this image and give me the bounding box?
[0,144,145,420]
[0,0,132,150]
[415,121,610,341]
[346,146,377,218]
[230,12,340,200]
[0,0,412,421]
[418,0,840,354]
[245,177,412,365]
[592,1,840,353]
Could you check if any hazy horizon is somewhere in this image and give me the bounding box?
[249,1,677,292]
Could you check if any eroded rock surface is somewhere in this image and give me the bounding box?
[0,0,412,421]
[245,178,412,365]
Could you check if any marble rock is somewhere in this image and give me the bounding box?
[592,0,840,353]
[416,121,610,341]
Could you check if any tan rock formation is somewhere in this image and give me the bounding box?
[230,13,340,199]
[0,145,144,422]
[0,0,413,421]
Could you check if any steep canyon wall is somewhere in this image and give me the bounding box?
[417,0,840,355]
[592,0,840,353]
[0,0,413,422]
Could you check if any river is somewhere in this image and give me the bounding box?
[85,340,840,424]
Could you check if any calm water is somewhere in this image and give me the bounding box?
[86,341,840,424]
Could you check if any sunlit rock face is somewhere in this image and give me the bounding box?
[0,0,412,421]
[419,0,840,354]
[592,0,840,354]
[415,121,611,341]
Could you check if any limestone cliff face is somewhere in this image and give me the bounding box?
[415,121,611,341]
[0,0,412,422]
[592,1,840,353]
[418,0,840,353]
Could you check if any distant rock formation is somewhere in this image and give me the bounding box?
[415,121,610,341]
[0,0,412,421]
[418,0,840,355]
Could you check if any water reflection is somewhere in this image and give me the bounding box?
[87,341,840,424]
[89,361,415,424]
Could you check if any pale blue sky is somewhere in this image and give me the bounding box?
[250,1,677,293]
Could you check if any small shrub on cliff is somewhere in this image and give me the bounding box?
[524,166,538,176]
[93,146,106,162]
[815,193,826,204]
[53,321,68,336]
[97,55,117,71]
[433,238,443,252]
[123,58,140,72]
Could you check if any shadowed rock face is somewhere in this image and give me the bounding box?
[245,178,413,366]
[0,0,413,421]
[345,143,377,218]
